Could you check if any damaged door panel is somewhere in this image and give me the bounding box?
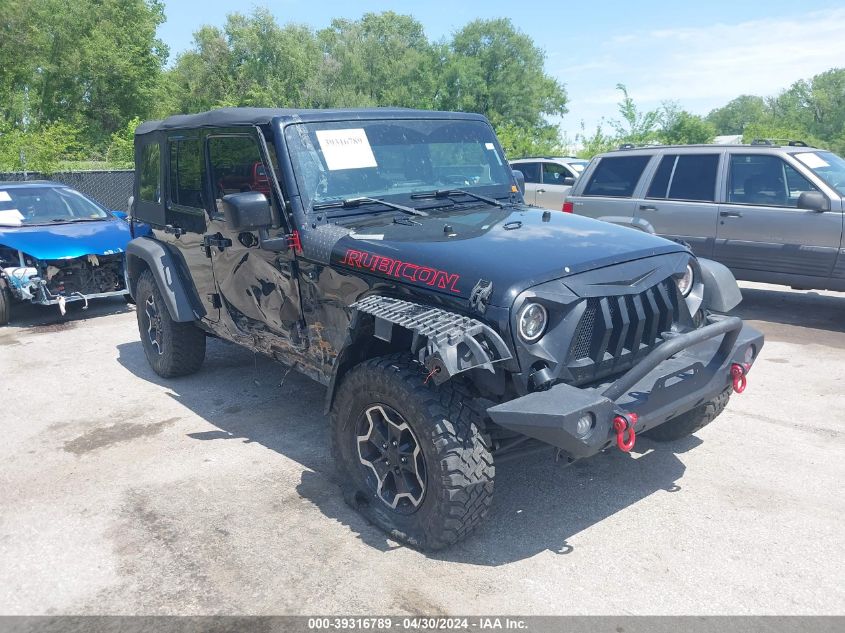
[204,130,306,362]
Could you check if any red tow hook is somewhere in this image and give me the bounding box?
[612,413,638,452]
[731,363,750,394]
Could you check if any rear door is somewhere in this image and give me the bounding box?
[514,162,541,205]
[634,151,722,258]
[164,134,220,321]
[569,153,652,220]
[714,152,840,279]
[534,162,573,211]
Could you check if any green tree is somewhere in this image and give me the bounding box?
[311,12,439,108]
[706,95,769,135]
[0,0,167,149]
[609,84,660,144]
[105,117,141,168]
[0,122,79,173]
[167,9,322,112]
[441,18,567,151]
[658,103,716,144]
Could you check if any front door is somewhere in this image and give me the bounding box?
[205,131,304,358]
[516,162,540,205]
[715,153,841,279]
[164,135,219,321]
[535,162,573,211]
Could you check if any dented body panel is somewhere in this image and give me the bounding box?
[128,107,763,460]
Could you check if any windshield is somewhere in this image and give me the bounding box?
[284,118,513,212]
[0,186,110,226]
[794,151,845,196]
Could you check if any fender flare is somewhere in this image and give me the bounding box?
[698,258,742,313]
[324,295,512,413]
[125,237,198,322]
[598,216,656,234]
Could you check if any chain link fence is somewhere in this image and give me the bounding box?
[0,170,134,211]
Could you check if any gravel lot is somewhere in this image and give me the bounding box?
[1,282,843,615]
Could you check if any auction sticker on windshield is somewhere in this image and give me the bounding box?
[0,209,23,226]
[316,128,378,171]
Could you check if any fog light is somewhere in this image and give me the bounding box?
[744,345,755,365]
[575,413,595,438]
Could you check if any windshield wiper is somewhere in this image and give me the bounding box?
[50,217,103,223]
[312,196,428,217]
[410,189,505,208]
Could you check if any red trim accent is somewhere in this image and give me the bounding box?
[339,248,462,294]
[286,230,302,254]
[612,413,637,452]
[731,363,748,393]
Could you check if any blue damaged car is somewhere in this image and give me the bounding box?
[0,181,132,325]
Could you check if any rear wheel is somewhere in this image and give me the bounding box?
[135,270,205,377]
[645,387,731,441]
[331,354,494,550]
[0,283,11,326]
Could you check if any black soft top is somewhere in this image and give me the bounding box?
[135,107,488,136]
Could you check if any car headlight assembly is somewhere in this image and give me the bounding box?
[518,302,547,343]
[676,263,695,297]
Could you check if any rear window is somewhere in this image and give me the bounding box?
[647,154,719,202]
[514,162,540,184]
[583,155,651,197]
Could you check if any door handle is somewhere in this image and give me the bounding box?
[720,211,743,218]
[639,205,657,211]
[536,188,546,194]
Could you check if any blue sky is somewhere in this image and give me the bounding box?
[157,1,845,142]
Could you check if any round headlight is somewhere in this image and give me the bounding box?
[676,263,694,297]
[518,302,547,343]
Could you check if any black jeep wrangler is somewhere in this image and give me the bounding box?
[126,108,763,550]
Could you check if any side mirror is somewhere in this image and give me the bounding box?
[512,169,526,195]
[563,176,576,187]
[797,190,830,212]
[221,192,273,231]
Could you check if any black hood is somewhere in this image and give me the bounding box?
[327,203,688,307]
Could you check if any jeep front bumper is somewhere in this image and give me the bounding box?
[487,316,763,459]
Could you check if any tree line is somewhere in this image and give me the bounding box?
[1,1,843,172]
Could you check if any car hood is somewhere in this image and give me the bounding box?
[0,218,132,260]
[328,203,688,306]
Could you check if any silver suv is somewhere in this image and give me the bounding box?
[566,142,845,292]
[510,156,589,211]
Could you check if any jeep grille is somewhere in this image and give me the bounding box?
[566,278,680,385]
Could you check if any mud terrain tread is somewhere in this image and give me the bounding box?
[0,283,10,326]
[645,387,731,441]
[135,270,205,378]
[331,353,494,550]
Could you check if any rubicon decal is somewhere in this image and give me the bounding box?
[339,248,461,293]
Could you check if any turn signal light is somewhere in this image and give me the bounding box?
[562,201,574,213]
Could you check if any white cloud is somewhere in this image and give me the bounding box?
[556,8,845,134]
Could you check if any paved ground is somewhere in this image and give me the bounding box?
[0,282,843,615]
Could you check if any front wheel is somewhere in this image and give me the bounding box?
[0,283,11,326]
[331,354,494,550]
[645,387,731,441]
[135,270,206,377]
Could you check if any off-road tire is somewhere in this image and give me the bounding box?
[645,387,731,441]
[331,354,494,550]
[0,283,10,326]
[135,269,205,377]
